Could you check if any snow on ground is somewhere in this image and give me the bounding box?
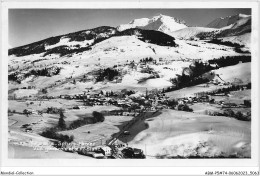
[8,103,120,158]
[166,62,251,99]
[8,113,48,133]
[60,115,134,143]
[8,99,82,113]
[45,37,94,50]
[190,103,222,115]
[211,89,251,104]
[150,60,190,80]
[8,35,250,98]
[117,14,187,35]
[171,27,218,39]
[124,109,250,158]
[9,35,244,71]
[13,89,39,98]
[9,144,92,159]
[139,78,172,88]
[166,84,229,99]
[8,127,93,159]
[117,18,150,31]
[46,80,94,97]
[221,33,251,48]
[230,16,251,29]
[206,14,251,29]
[214,62,251,84]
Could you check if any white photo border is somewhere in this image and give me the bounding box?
[1,0,259,171]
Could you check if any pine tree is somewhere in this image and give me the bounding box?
[58,110,66,130]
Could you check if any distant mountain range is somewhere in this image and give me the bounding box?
[172,13,251,40]
[206,13,251,29]
[9,13,251,57]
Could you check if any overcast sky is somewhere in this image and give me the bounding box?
[9,9,251,48]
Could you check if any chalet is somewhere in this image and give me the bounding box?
[99,146,112,156]
[178,99,185,105]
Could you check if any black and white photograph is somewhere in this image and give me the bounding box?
[1,0,259,175]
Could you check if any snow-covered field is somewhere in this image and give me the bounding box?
[60,115,134,143]
[214,62,251,84]
[9,144,92,159]
[8,102,122,158]
[221,33,251,48]
[124,110,250,158]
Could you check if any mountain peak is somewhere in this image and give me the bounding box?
[117,14,187,34]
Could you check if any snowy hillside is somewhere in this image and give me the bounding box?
[171,27,218,39]
[8,13,251,98]
[207,14,251,29]
[117,14,187,35]
[214,62,251,84]
[8,33,248,98]
[220,33,251,48]
[9,26,117,57]
[9,27,177,58]
[171,14,251,40]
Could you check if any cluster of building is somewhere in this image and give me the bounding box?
[57,141,145,159]
[57,88,170,112]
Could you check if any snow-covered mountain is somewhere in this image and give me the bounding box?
[170,13,251,42]
[9,26,117,57]
[9,26,176,57]
[117,14,187,35]
[207,13,251,29]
